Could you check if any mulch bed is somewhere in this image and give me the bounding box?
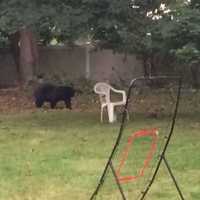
[0,87,99,113]
[0,87,35,113]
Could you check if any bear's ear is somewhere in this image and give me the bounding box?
[36,73,45,84]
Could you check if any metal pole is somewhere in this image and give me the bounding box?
[163,156,185,200]
[110,162,127,200]
[139,77,182,200]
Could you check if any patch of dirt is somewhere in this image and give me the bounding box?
[0,87,99,113]
[0,86,167,115]
[1,86,197,115]
[0,87,36,113]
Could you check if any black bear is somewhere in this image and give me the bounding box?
[34,83,75,109]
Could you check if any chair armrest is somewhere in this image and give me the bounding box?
[111,88,127,103]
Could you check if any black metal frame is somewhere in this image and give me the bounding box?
[90,76,185,200]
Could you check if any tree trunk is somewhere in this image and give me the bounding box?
[19,28,39,85]
[142,55,150,77]
[9,32,21,84]
[150,54,157,76]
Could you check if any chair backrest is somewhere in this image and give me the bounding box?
[94,82,112,104]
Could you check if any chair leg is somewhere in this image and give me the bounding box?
[101,108,103,122]
[126,109,129,121]
[108,105,116,123]
[101,107,105,122]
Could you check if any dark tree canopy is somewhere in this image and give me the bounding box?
[0,0,199,85]
[0,0,163,49]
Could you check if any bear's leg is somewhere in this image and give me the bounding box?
[65,99,72,109]
[35,99,44,108]
[50,101,57,109]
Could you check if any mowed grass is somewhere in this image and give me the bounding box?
[0,110,199,200]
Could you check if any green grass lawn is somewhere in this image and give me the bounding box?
[0,110,199,200]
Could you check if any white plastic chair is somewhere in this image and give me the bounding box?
[94,82,129,123]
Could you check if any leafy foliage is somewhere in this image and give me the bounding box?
[0,0,164,50]
[84,0,163,54]
[0,0,92,45]
[157,1,200,65]
[174,44,200,64]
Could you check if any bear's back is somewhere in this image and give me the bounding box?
[53,86,75,101]
[34,84,56,99]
